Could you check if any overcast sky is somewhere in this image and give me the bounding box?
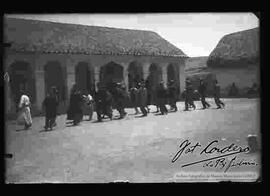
[6,13,259,57]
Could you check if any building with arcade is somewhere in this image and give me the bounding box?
[4,17,188,116]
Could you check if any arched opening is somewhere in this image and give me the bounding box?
[128,61,143,89]
[147,63,162,89]
[167,64,176,83]
[8,61,36,111]
[167,63,180,99]
[44,61,66,102]
[146,63,162,104]
[75,62,94,95]
[100,61,124,88]
[167,63,180,84]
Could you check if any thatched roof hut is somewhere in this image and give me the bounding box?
[4,17,187,57]
[207,27,259,68]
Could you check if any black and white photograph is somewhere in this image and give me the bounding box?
[3,13,260,183]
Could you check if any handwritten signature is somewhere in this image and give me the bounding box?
[171,139,257,172]
[203,156,258,172]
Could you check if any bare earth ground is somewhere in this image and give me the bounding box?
[5,98,261,183]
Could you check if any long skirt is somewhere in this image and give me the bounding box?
[17,107,32,126]
[85,103,94,120]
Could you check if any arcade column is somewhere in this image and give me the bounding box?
[66,65,75,101]
[142,62,150,81]
[123,65,129,90]
[94,66,100,90]
[161,64,168,85]
[35,70,45,112]
[179,58,186,94]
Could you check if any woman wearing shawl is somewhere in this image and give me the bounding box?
[17,90,32,130]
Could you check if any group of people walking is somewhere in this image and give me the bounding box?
[15,78,225,130]
[130,79,180,116]
[184,79,225,111]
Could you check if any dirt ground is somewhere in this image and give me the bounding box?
[5,98,261,183]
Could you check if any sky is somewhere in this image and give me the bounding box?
[6,13,259,57]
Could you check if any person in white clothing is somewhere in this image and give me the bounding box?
[83,91,94,121]
[17,90,32,130]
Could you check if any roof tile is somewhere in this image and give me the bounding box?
[5,17,187,57]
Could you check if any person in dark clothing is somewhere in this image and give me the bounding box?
[149,86,160,113]
[156,82,168,115]
[50,86,59,127]
[213,80,225,109]
[72,90,84,125]
[137,82,148,116]
[130,86,140,114]
[143,79,151,113]
[167,80,178,112]
[112,83,127,119]
[198,79,211,109]
[67,84,76,122]
[42,89,58,131]
[66,84,84,125]
[153,86,160,113]
[228,82,239,97]
[184,80,196,111]
[95,83,113,122]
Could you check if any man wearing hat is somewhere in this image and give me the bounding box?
[113,82,127,119]
[94,82,113,122]
[137,82,148,116]
[184,79,196,111]
[167,80,178,112]
[198,79,211,109]
[213,80,225,109]
[156,81,168,115]
[129,85,140,115]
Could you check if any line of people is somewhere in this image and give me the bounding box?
[184,79,225,111]
[130,78,225,115]
[15,78,225,131]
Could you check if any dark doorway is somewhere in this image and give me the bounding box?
[44,61,66,101]
[128,61,143,89]
[75,62,94,95]
[8,61,36,111]
[167,64,180,84]
[148,63,162,89]
[100,61,123,87]
[167,63,180,98]
[167,64,176,83]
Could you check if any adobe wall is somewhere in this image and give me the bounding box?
[208,65,260,95]
[4,52,186,117]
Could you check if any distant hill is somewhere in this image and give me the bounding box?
[185,56,209,77]
[207,28,259,68]
[185,56,208,71]
[185,56,215,94]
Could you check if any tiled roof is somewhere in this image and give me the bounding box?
[4,17,188,57]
